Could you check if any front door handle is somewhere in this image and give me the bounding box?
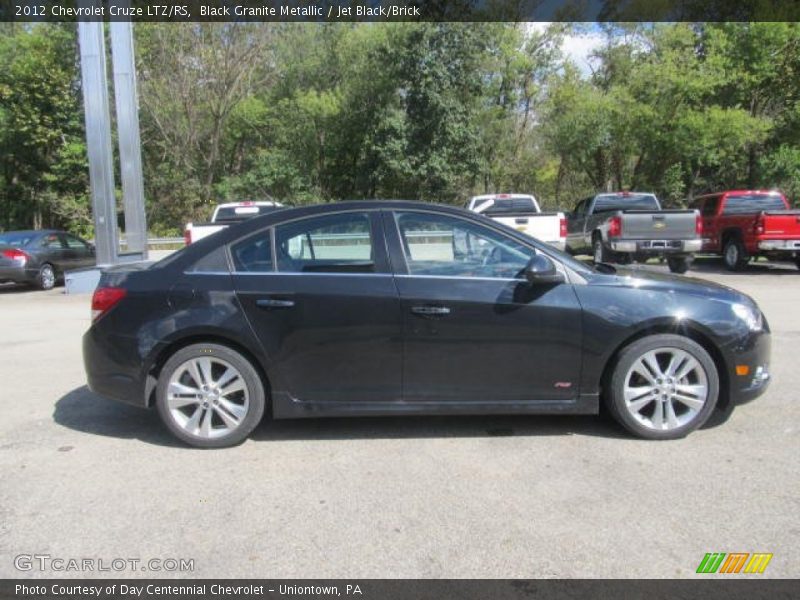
[411,305,451,317]
[256,297,295,309]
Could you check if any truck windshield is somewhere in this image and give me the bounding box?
[594,194,659,212]
[215,205,281,223]
[480,197,538,215]
[722,194,787,214]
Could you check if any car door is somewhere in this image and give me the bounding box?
[232,210,403,406]
[566,198,588,252]
[39,233,68,271]
[61,233,96,269]
[385,209,583,404]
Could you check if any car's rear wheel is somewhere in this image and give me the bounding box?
[606,334,719,439]
[37,263,56,290]
[667,256,690,274]
[593,238,611,264]
[155,343,265,448]
[723,237,749,271]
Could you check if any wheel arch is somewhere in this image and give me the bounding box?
[144,333,271,408]
[599,321,731,412]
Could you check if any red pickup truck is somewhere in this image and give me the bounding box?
[690,190,800,271]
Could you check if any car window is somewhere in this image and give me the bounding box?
[722,194,787,215]
[41,234,64,249]
[395,211,535,279]
[275,212,374,273]
[573,199,586,215]
[700,198,718,217]
[0,232,35,247]
[63,234,89,250]
[593,194,660,212]
[231,232,272,273]
[192,245,233,273]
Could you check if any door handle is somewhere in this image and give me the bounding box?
[256,297,295,309]
[411,305,451,317]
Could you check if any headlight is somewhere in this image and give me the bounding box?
[732,303,763,331]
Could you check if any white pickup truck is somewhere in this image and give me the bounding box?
[468,194,566,251]
[184,201,283,245]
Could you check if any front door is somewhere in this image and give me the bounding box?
[386,210,583,403]
[233,210,402,405]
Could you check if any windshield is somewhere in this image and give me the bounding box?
[723,194,787,214]
[593,194,659,212]
[214,205,281,223]
[474,197,538,215]
[0,232,36,247]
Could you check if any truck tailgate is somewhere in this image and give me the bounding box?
[490,213,561,241]
[620,210,697,240]
[761,210,800,237]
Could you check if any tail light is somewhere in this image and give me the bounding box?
[696,213,704,236]
[91,287,127,321]
[559,217,567,238]
[183,228,192,245]
[1,248,30,266]
[608,216,622,238]
[754,214,764,235]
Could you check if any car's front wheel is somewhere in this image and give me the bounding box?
[606,334,719,439]
[155,343,266,448]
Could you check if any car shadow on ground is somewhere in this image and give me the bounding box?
[54,386,630,448]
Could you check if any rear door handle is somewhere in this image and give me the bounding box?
[411,305,451,317]
[256,297,295,309]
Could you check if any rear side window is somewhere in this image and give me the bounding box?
[230,231,272,273]
[722,194,787,215]
[699,198,719,217]
[275,212,374,273]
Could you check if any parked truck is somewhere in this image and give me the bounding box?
[468,194,566,251]
[690,190,800,271]
[566,192,702,273]
[184,201,283,245]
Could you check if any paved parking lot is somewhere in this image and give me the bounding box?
[1,258,798,579]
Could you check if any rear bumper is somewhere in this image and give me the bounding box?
[83,327,149,408]
[609,239,702,254]
[757,239,800,251]
[0,265,36,283]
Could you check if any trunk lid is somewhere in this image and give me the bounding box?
[620,210,699,240]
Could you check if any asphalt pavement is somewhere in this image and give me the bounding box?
[0,257,798,578]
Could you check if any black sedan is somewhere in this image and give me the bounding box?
[0,230,96,290]
[83,201,771,447]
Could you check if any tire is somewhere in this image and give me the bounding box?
[593,237,611,264]
[605,334,719,440]
[155,343,266,448]
[36,263,56,290]
[794,257,800,270]
[667,256,690,274]
[723,237,749,271]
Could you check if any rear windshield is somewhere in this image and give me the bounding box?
[722,194,787,215]
[478,197,538,215]
[214,205,281,223]
[593,194,660,212]
[0,232,36,247]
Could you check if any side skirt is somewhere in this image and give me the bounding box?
[271,392,599,419]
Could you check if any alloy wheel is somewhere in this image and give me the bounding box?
[166,356,250,440]
[622,347,709,431]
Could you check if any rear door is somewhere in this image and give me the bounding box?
[566,198,589,251]
[39,233,68,271]
[232,210,402,406]
[385,209,583,404]
[60,233,95,269]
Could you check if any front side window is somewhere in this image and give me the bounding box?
[275,212,374,273]
[395,211,536,279]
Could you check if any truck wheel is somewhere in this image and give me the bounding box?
[593,238,611,264]
[723,238,749,271]
[605,334,719,440]
[667,256,690,274]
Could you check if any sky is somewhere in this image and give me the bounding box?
[527,22,606,76]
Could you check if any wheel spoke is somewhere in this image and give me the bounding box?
[675,357,700,381]
[200,407,213,437]
[650,400,664,429]
[665,399,680,428]
[197,357,214,386]
[631,360,657,385]
[215,367,238,389]
[214,404,240,429]
[627,394,656,414]
[642,351,664,379]
[220,380,246,397]
[665,350,687,377]
[167,394,200,410]
[672,392,705,411]
[184,405,203,433]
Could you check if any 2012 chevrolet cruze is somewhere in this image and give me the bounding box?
[83,201,771,448]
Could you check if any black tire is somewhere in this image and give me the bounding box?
[593,237,611,264]
[616,252,633,265]
[667,256,690,274]
[36,263,56,290]
[723,237,749,271]
[605,334,719,440]
[794,257,800,270]
[155,343,266,448]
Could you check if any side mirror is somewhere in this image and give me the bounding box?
[524,254,565,285]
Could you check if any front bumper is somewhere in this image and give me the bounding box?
[726,328,771,405]
[609,239,702,254]
[757,239,800,251]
